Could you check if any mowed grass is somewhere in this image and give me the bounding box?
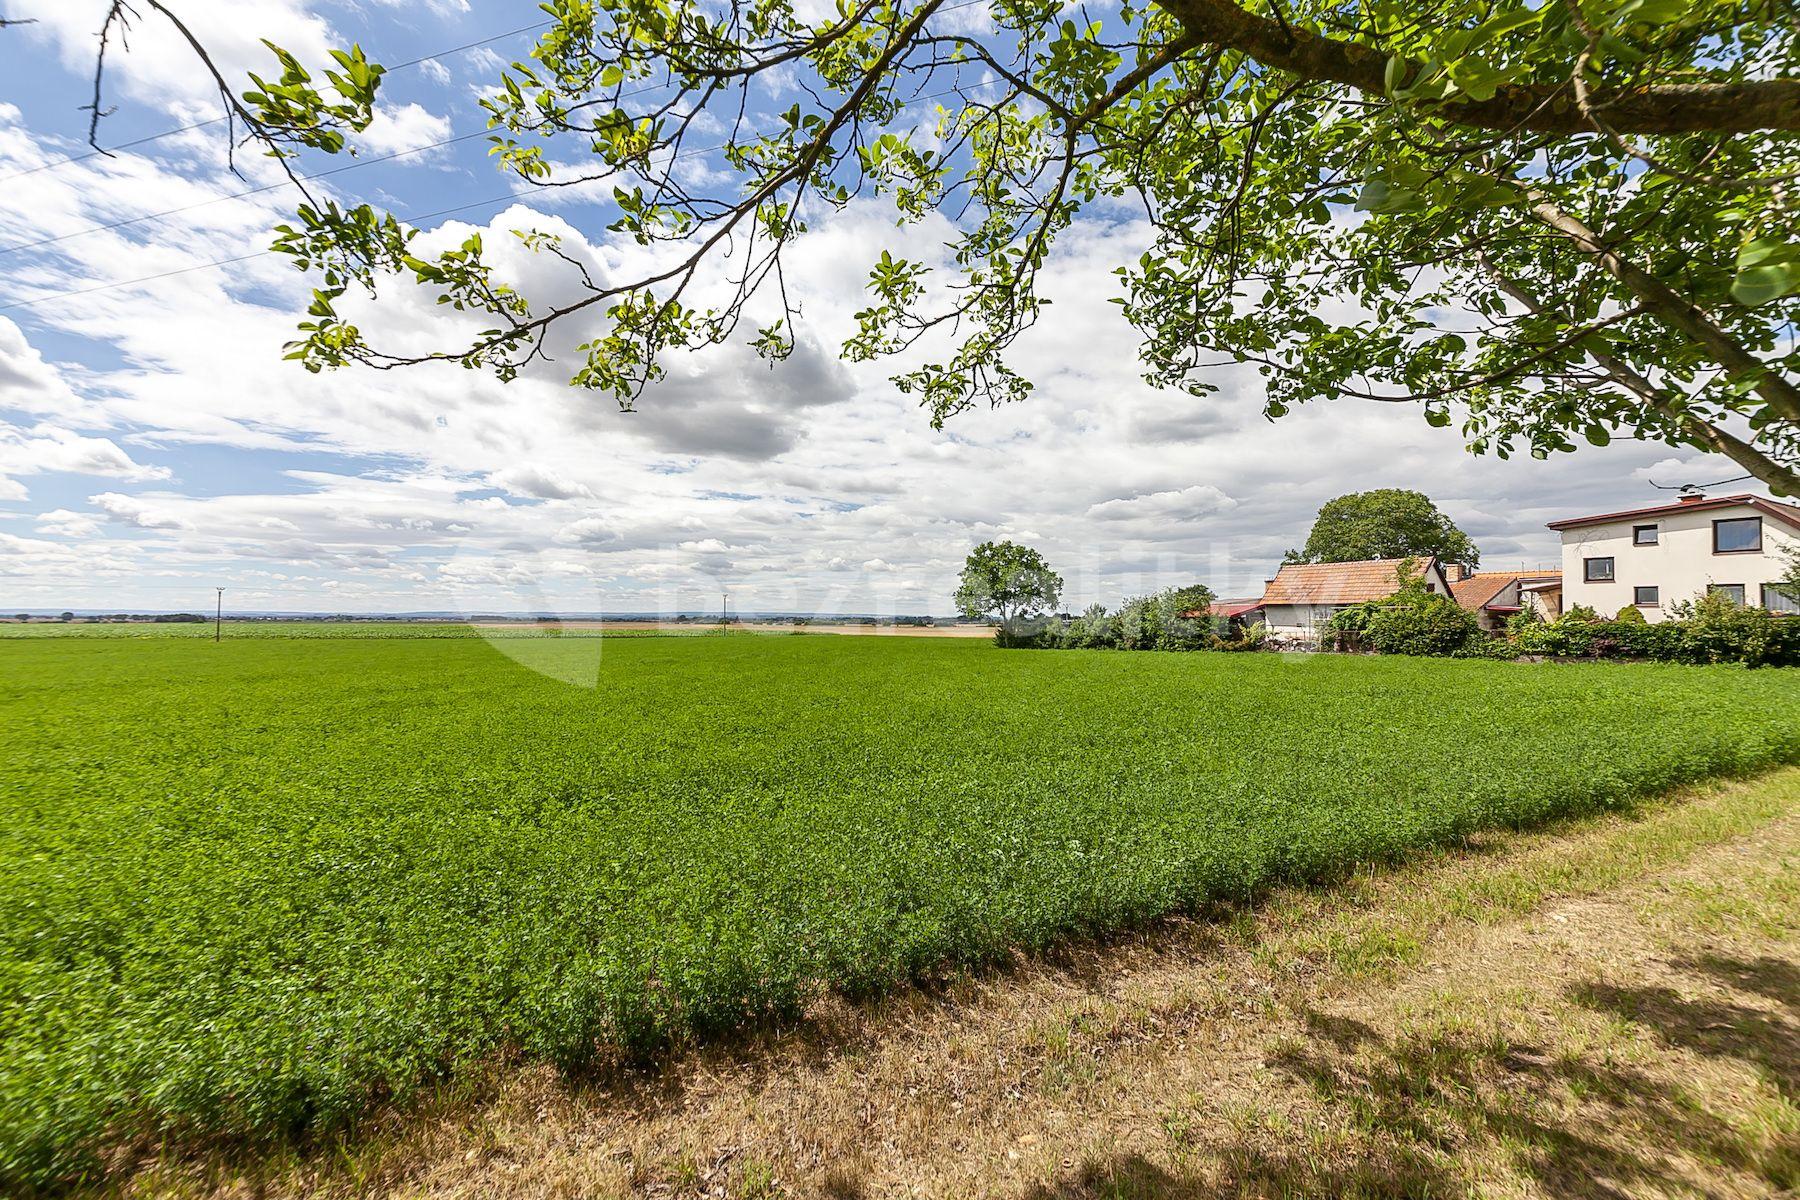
[3,635,1799,1190]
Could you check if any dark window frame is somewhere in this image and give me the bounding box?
[1712,516,1763,554]
[1632,524,1659,546]
[1710,583,1747,606]
[1633,585,1660,607]
[1584,556,1616,583]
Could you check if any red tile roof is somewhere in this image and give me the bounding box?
[1547,494,1800,533]
[1178,598,1263,619]
[1260,558,1436,605]
[1450,569,1562,612]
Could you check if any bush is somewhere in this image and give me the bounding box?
[1674,590,1800,668]
[1328,579,1480,657]
[1365,596,1482,657]
[1061,603,1118,649]
[1503,591,1797,667]
[1116,585,1215,651]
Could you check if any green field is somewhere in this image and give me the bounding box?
[3,635,1799,1189]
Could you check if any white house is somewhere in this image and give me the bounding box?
[1256,556,1453,642]
[1548,491,1800,622]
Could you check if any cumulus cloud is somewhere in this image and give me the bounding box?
[1086,485,1239,523]
[490,464,596,501]
[354,102,454,159]
[0,317,86,414]
[90,491,191,531]
[0,424,171,483]
[36,509,102,537]
[553,517,622,546]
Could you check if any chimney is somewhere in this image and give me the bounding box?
[1677,488,1706,504]
[1445,563,1470,582]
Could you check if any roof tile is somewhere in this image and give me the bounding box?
[1261,558,1431,605]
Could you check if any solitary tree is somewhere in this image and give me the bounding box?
[48,0,1800,493]
[1287,489,1480,566]
[955,541,1063,644]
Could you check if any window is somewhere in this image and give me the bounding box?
[1713,516,1763,554]
[1710,583,1746,605]
[1764,583,1800,615]
[1634,586,1660,607]
[1584,557,1615,583]
[1633,524,1659,546]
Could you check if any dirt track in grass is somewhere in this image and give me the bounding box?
[117,768,1800,1199]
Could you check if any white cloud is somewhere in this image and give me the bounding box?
[90,491,191,531]
[490,463,596,501]
[354,102,454,159]
[1087,485,1240,523]
[36,509,102,537]
[0,424,170,483]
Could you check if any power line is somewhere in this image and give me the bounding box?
[0,18,554,184]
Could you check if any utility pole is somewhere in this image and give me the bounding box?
[720,590,729,624]
[215,587,224,643]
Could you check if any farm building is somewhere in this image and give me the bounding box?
[1448,567,1563,631]
[1255,557,1453,643]
[1549,491,1800,621]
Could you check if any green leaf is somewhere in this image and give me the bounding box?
[1356,181,1424,213]
[1731,261,1800,307]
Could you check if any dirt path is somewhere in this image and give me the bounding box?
[126,770,1800,1199]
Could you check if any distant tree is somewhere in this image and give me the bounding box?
[58,612,74,622]
[955,542,1063,646]
[1286,489,1479,567]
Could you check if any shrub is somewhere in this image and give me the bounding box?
[1116,585,1215,651]
[1364,595,1482,657]
[1611,603,1647,624]
[1062,603,1118,649]
[1674,590,1800,668]
[1329,578,1480,657]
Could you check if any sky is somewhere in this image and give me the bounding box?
[0,0,1753,616]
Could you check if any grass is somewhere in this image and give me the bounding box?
[2,634,1799,1191]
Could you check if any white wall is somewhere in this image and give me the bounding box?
[1260,603,1339,639]
[1559,502,1799,622]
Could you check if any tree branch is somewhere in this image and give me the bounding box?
[1153,0,1800,134]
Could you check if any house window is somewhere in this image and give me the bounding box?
[1713,516,1763,554]
[1633,586,1659,607]
[1710,583,1746,605]
[1633,524,1659,546]
[1763,584,1800,615]
[1584,557,1615,583]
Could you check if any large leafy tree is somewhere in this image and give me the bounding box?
[955,540,1063,639]
[1287,488,1481,564]
[56,0,1800,493]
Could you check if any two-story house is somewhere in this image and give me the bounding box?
[1548,491,1800,621]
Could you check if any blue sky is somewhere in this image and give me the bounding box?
[0,0,1751,615]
